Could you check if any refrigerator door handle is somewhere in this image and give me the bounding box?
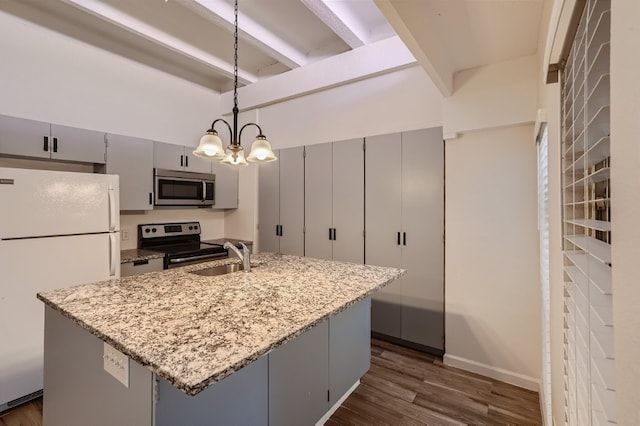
[109,233,117,278]
[108,186,116,231]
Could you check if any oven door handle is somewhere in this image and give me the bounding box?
[169,252,228,264]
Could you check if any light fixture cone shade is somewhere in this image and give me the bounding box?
[193,132,225,158]
[220,147,248,166]
[247,137,277,162]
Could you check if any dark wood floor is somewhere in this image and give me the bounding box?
[328,339,542,425]
[1,338,541,425]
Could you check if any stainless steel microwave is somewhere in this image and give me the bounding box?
[154,168,215,207]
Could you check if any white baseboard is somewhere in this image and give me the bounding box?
[443,354,541,392]
[316,380,360,426]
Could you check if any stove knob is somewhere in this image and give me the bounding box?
[188,226,193,230]
[194,225,198,230]
[152,228,157,233]
[144,228,150,234]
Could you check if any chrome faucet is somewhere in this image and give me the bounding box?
[223,241,251,272]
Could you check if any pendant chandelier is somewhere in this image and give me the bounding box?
[193,0,277,166]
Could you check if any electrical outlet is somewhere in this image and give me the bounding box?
[121,230,129,241]
[103,343,129,388]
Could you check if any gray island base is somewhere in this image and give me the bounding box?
[38,253,404,425]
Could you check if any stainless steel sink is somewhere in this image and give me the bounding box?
[191,263,246,276]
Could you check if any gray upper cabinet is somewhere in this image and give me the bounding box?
[258,147,304,255]
[106,134,154,211]
[49,124,106,164]
[153,141,212,173]
[211,162,238,209]
[0,114,106,164]
[366,128,445,352]
[305,139,364,263]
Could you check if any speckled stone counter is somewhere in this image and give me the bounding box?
[120,248,164,264]
[37,253,404,396]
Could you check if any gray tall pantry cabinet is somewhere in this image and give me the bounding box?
[258,147,304,255]
[257,128,444,353]
[304,139,364,263]
[366,128,445,352]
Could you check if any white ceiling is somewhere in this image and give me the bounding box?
[0,0,544,97]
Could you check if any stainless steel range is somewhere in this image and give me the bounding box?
[138,222,228,269]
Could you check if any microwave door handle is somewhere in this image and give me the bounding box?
[202,181,206,202]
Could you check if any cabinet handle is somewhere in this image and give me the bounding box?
[329,228,332,240]
[185,155,189,168]
[133,259,149,266]
[403,232,407,246]
[53,137,58,153]
[333,228,336,241]
[280,225,283,236]
[397,232,401,245]
[149,192,153,205]
[180,155,184,167]
[43,136,49,152]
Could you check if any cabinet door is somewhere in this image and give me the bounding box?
[304,143,333,260]
[50,124,106,164]
[106,134,154,211]
[279,147,305,256]
[329,297,370,407]
[183,150,212,173]
[400,128,445,349]
[211,162,238,209]
[154,142,186,171]
[258,152,280,253]
[269,321,328,426]
[333,138,364,264]
[0,114,51,159]
[365,133,403,337]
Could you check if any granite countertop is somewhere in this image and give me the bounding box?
[37,253,404,396]
[120,249,164,264]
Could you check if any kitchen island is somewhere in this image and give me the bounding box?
[37,253,404,426]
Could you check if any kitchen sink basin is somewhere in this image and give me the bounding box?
[191,263,247,276]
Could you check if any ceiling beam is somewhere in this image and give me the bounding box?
[220,36,416,112]
[186,0,307,69]
[374,0,453,96]
[300,0,366,48]
[61,0,257,84]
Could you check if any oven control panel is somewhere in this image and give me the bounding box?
[139,222,201,239]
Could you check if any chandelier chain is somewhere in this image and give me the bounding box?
[233,0,238,112]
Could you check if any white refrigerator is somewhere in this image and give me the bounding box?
[0,167,120,410]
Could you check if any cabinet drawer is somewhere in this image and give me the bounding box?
[121,258,163,277]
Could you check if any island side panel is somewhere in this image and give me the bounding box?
[154,356,268,426]
[269,320,330,426]
[329,297,371,407]
[43,306,153,426]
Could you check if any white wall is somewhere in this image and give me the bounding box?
[443,54,538,136]
[444,124,541,390]
[0,11,218,145]
[441,54,541,389]
[0,10,227,244]
[611,1,640,424]
[255,65,443,149]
